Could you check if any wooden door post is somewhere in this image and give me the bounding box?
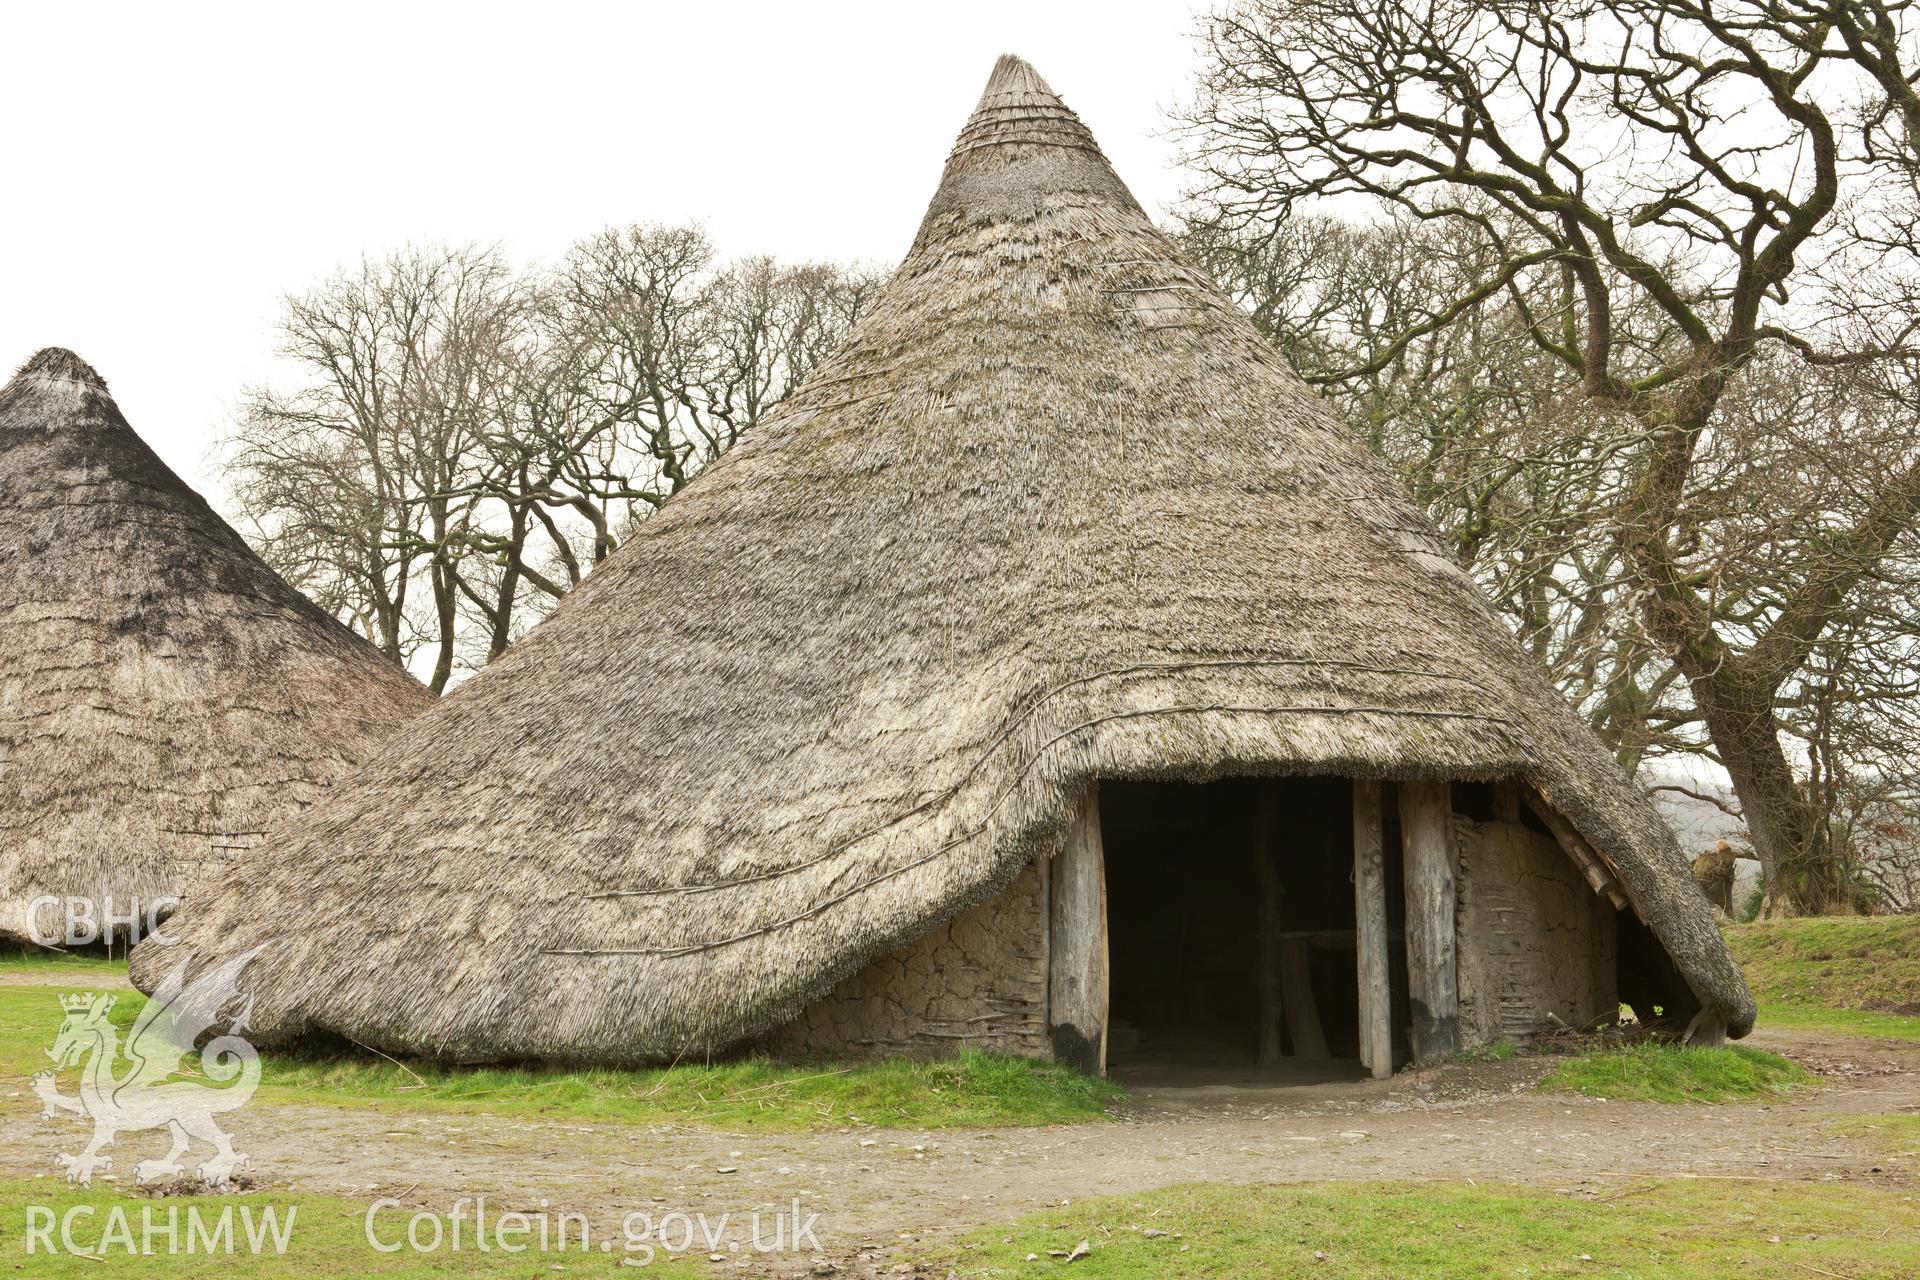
[1352,778,1394,1078]
[1049,782,1109,1075]
[1255,782,1285,1066]
[1399,779,1460,1062]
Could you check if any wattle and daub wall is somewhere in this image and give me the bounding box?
[756,862,1051,1058]
[1456,817,1618,1043]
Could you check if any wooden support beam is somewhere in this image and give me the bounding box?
[1525,794,1633,914]
[1255,783,1285,1067]
[1399,779,1460,1063]
[1048,782,1108,1076]
[1353,778,1394,1079]
[1280,938,1329,1058]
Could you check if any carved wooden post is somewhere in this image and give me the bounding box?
[1353,778,1394,1078]
[1399,779,1459,1062]
[1049,782,1109,1075]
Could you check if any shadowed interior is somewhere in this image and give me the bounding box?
[1103,778,1397,1083]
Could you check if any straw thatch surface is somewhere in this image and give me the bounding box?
[133,56,1753,1061]
[0,348,433,939]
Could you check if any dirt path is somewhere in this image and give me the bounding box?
[0,965,137,987]
[9,1027,1913,1276]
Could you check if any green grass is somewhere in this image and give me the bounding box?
[929,1179,1920,1278]
[1540,1044,1812,1103]
[0,959,1118,1130]
[1830,1114,1920,1158]
[249,1043,1119,1129]
[0,949,128,979]
[1727,916,1920,1040]
[1749,1002,1920,1040]
[0,1178,702,1276]
[0,950,136,1084]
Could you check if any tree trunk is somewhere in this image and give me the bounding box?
[1690,677,1853,914]
[428,553,457,695]
[489,502,529,661]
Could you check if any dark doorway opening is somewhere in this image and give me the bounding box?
[1101,776,1396,1084]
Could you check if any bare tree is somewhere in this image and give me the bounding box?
[1185,0,1920,912]
[231,246,522,688]
[230,229,875,680]
[1188,214,1691,763]
[701,255,882,443]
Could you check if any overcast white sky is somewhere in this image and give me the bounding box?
[1,2,1205,496]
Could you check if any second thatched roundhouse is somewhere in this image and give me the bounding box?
[135,58,1752,1075]
[1,349,433,943]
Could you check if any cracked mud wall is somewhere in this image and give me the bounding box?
[757,859,1050,1060]
[1456,817,1618,1046]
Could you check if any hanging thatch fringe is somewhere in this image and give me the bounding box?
[587,654,1494,900]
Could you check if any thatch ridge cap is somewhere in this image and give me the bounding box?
[925,54,1136,231]
[9,346,108,392]
[977,53,1058,104]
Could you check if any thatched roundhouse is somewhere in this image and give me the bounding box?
[1,348,433,943]
[135,58,1753,1074]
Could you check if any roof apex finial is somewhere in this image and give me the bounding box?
[11,347,109,393]
[978,53,1058,104]
[918,53,1141,229]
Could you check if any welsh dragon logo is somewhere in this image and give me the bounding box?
[33,947,265,1186]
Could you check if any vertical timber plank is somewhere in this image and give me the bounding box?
[1399,779,1460,1063]
[1353,778,1394,1078]
[1037,848,1052,1039]
[1256,782,1285,1066]
[1049,782,1109,1075]
[1280,938,1329,1058]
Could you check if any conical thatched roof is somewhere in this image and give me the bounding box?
[0,348,433,939]
[135,57,1753,1059]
